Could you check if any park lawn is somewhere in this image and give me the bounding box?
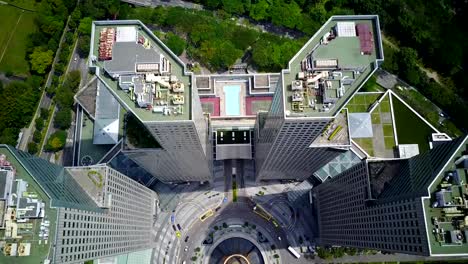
[353,137,374,156]
[371,111,381,124]
[384,136,396,149]
[0,5,20,53]
[4,0,38,10]
[0,5,37,75]
[392,95,435,153]
[346,93,382,113]
[382,124,394,137]
[379,98,391,112]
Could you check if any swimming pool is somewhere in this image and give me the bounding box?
[223,85,241,116]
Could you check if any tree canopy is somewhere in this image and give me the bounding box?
[29,48,54,74]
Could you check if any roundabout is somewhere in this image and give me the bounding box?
[209,237,264,264]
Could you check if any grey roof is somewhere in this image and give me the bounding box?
[104,42,161,75]
[94,79,120,145]
[349,112,373,138]
[0,171,7,198]
[17,197,40,218]
[96,80,120,120]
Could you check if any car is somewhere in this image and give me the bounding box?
[185,236,189,242]
[184,246,188,252]
[177,224,182,230]
[74,57,77,61]
[176,231,181,238]
[171,215,175,223]
[278,236,281,241]
[172,225,177,231]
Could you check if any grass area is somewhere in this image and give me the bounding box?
[394,87,462,137]
[382,124,394,137]
[353,138,374,156]
[0,5,37,75]
[379,98,391,112]
[4,0,38,10]
[251,100,272,114]
[371,111,380,124]
[384,136,396,149]
[392,94,435,153]
[346,93,383,113]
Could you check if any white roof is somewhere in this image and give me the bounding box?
[349,112,373,138]
[93,119,119,145]
[398,144,420,158]
[336,22,356,37]
[116,26,137,42]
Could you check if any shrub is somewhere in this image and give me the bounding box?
[33,130,42,143]
[27,142,38,154]
[222,222,228,228]
[191,256,197,261]
[54,108,72,129]
[45,130,67,152]
[35,117,44,131]
[40,108,49,120]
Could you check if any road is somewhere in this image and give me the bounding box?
[150,159,308,264]
[41,41,89,164]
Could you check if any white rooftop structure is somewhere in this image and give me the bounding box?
[93,80,120,145]
[349,113,373,138]
[116,26,137,42]
[336,21,356,37]
[398,144,420,158]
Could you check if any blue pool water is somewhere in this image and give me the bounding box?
[223,85,241,116]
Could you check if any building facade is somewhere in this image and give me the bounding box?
[0,145,158,263]
[313,136,468,256]
[89,20,212,183]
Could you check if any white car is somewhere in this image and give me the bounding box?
[184,246,188,252]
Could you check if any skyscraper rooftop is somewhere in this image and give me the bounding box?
[283,16,384,118]
[89,20,192,122]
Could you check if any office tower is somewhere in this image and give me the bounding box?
[89,20,212,183]
[255,15,384,181]
[0,145,158,263]
[313,135,468,256]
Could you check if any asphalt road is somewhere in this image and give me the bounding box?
[150,159,304,264]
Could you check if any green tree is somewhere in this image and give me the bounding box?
[33,130,42,143]
[54,108,72,129]
[270,0,302,29]
[35,118,45,131]
[29,48,54,74]
[316,247,332,260]
[0,128,19,146]
[249,0,269,21]
[222,0,244,15]
[40,108,49,120]
[77,35,91,58]
[398,47,420,85]
[45,130,67,152]
[27,142,38,154]
[164,33,186,56]
[78,17,93,36]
